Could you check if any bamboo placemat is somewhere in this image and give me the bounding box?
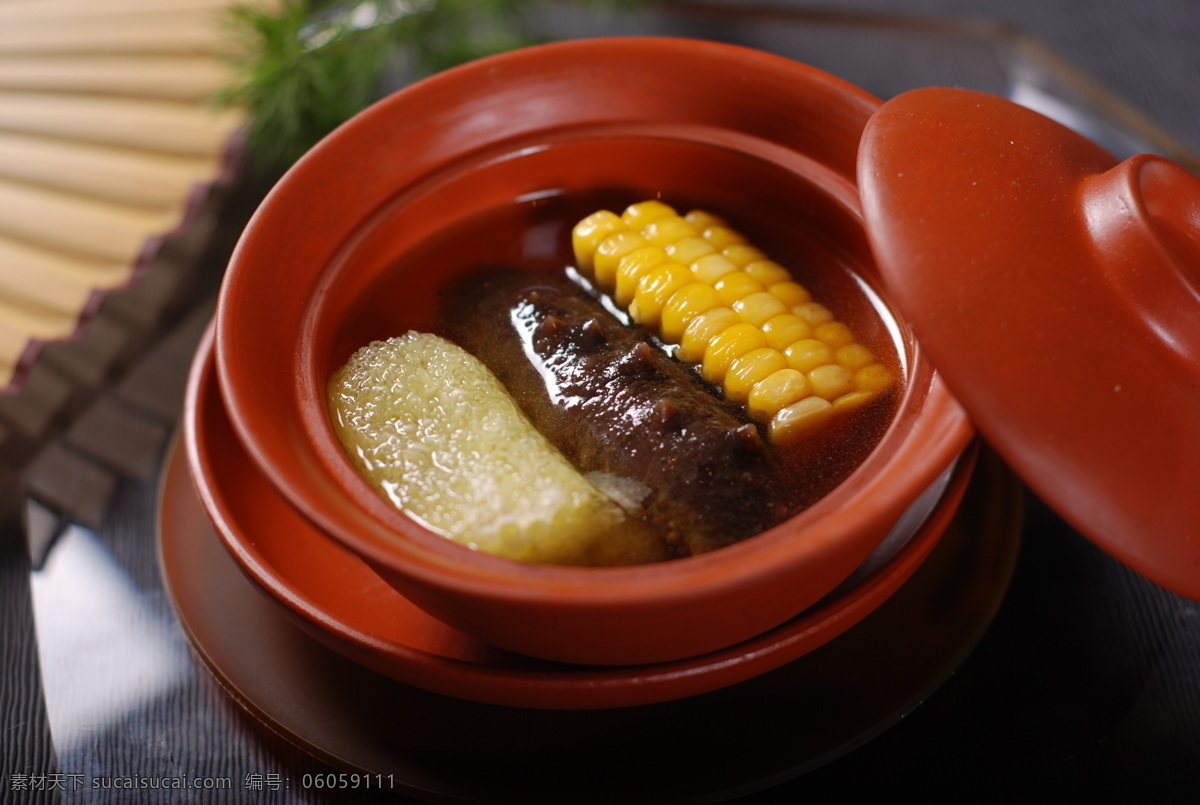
[0,0,269,391]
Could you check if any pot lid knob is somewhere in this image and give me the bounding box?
[859,87,1200,600]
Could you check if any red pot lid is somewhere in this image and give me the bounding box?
[858,87,1200,601]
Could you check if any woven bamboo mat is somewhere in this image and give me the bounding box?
[0,0,265,391]
[0,0,274,537]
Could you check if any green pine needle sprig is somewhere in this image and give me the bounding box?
[218,0,642,172]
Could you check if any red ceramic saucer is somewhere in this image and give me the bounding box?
[179,325,981,709]
[159,425,1021,800]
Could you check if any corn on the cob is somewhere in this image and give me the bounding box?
[572,201,895,444]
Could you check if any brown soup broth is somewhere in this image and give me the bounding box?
[357,188,904,531]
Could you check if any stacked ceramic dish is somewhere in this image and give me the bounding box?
[0,0,265,390]
[184,38,983,708]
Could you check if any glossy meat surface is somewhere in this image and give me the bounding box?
[442,269,787,555]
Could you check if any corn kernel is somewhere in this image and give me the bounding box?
[713,271,765,306]
[572,210,625,273]
[761,314,812,351]
[732,291,788,326]
[702,322,768,383]
[744,260,792,287]
[832,390,875,414]
[661,282,722,343]
[678,307,740,363]
[701,225,747,251]
[835,343,875,371]
[630,262,694,328]
[622,200,676,228]
[684,209,727,231]
[642,216,699,247]
[725,348,787,403]
[807,363,856,400]
[794,301,835,326]
[690,253,739,285]
[665,236,717,266]
[747,368,810,422]
[815,321,856,348]
[784,339,834,372]
[722,244,768,267]
[614,246,672,307]
[855,363,895,394]
[574,202,895,446]
[771,396,835,444]
[769,281,813,308]
[594,231,649,288]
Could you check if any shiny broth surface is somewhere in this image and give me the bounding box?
[331,185,904,556]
